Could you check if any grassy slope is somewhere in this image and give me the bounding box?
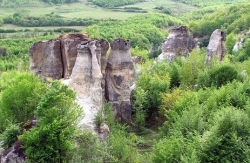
[0,0,198,20]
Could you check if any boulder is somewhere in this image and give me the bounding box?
[158,26,194,62]
[205,29,226,67]
[105,38,134,122]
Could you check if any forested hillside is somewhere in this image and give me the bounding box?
[187,2,250,37]
[85,14,182,50]
[1,0,250,162]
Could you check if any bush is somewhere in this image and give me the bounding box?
[19,81,82,163]
[70,130,115,163]
[0,72,46,129]
[199,107,250,162]
[209,64,238,87]
[136,61,171,120]
[0,123,20,149]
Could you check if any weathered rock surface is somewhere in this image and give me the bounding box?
[29,36,134,132]
[29,34,89,80]
[68,40,104,132]
[233,38,244,52]
[0,138,27,163]
[60,34,89,78]
[105,39,134,122]
[158,26,195,62]
[205,29,226,67]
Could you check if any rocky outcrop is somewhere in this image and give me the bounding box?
[157,26,195,62]
[205,29,226,67]
[68,40,104,132]
[233,38,244,52]
[105,39,134,122]
[29,34,89,80]
[29,35,134,131]
[60,34,89,78]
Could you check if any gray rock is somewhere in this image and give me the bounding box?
[205,29,226,67]
[158,26,195,62]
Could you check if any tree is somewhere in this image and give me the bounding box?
[19,81,82,163]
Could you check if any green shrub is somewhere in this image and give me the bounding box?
[199,107,250,162]
[70,130,115,163]
[179,49,206,88]
[209,64,238,87]
[0,123,20,149]
[0,72,46,130]
[19,81,82,163]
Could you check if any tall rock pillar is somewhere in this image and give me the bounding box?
[105,38,134,122]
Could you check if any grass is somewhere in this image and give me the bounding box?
[0,24,84,30]
[0,0,198,20]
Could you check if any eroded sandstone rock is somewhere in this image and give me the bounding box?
[105,38,134,122]
[158,26,194,62]
[60,34,89,78]
[205,29,226,67]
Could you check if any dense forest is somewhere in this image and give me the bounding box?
[1,0,250,162]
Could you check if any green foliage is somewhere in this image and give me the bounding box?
[225,33,236,54]
[0,123,20,149]
[0,17,3,26]
[172,0,247,7]
[42,0,78,4]
[70,130,115,163]
[0,35,55,71]
[85,14,182,49]
[3,12,101,27]
[136,61,171,120]
[153,135,185,163]
[0,72,46,126]
[91,0,145,8]
[199,108,250,162]
[179,49,206,88]
[231,38,250,62]
[208,64,238,87]
[188,3,250,36]
[104,103,144,163]
[19,81,82,163]
[132,87,147,128]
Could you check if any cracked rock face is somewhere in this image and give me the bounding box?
[29,36,134,130]
[105,38,134,122]
[158,26,195,62]
[205,29,226,67]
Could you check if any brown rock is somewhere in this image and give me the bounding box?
[60,34,89,78]
[29,41,46,76]
[205,29,226,67]
[105,38,134,122]
[41,39,63,80]
[158,26,194,62]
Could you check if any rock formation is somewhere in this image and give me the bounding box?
[29,34,89,80]
[68,40,105,133]
[105,39,134,122]
[157,26,195,62]
[233,38,244,52]
[29,34,134,130]
[205,29,226,67]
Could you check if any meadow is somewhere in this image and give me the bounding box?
[0,0,198,21]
